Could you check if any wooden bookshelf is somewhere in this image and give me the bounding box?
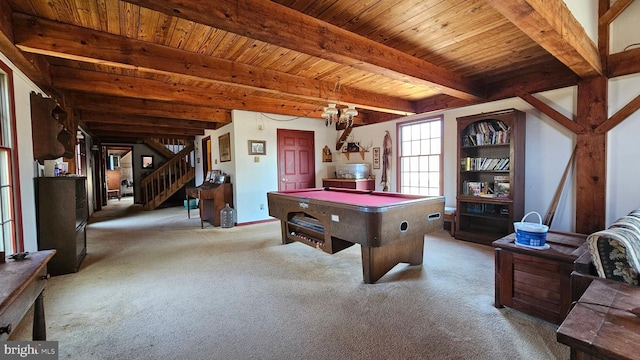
[455,109,525,245]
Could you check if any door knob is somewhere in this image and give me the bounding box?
[281,178,287,182]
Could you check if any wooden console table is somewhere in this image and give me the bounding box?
[322,178,374,191]
[0,250,55,341]
[557,278,640,359]
[186,183,233,227]
[493,231,588,324]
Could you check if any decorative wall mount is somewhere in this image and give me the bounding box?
[30,92,70,164]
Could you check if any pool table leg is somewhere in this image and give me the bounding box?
[279,221,294,245]
[361,236,424,284]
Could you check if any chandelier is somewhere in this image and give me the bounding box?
[322,76,358,127]
[322,103,358,128]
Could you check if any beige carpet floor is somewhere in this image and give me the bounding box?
[12,197,569,359]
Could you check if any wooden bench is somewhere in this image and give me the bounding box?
[107,189,121,200]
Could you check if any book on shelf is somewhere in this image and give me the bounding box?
[462,120,511,146]
[460,157,471,171]
[463,181,490,196]
[493,175,510,198]
[460,157,509,171]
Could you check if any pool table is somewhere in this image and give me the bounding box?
[267,187,445,283]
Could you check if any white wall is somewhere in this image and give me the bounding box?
[607,73,640,225]
[196,110,338,224]
[0,52,42,252]
[610,0,640,53]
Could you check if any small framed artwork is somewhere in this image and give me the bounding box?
[142,155,154,169]
[219,133,231,162]
[373,147,381,169]
[248,140,266,155]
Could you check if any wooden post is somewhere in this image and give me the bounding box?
[575,76,607,233]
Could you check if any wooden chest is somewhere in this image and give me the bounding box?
[493,231,588,324]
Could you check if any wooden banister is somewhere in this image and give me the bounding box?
[140,141,195,210]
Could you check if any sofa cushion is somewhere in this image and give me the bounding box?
[587,227,640,285]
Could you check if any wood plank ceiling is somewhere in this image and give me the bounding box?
[0,0,604,141]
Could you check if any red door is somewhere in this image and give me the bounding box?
[277,129,315,190]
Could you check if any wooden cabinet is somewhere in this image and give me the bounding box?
[455,109,525,245]
[35,177,88,276]
[322,178,375,191]
[201,183,233,227]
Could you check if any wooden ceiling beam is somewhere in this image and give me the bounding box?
[0,0,59,98]
[13,13,414,115]
[92,131,195,141]
[486,0,602,79]
[599,0,633,26]
[125,0,485,102]
[596,94,640,134]
[416,67,578,115]
[79,111,218,130]
[415,95,472,115]
[51,66,324,119]
[69,93,232,123]
[88,123,204,137]
[516,88,585,134]
[59,69,383,123]
[608,48,640,78]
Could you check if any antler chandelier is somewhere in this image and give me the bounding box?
[322,77,358,127]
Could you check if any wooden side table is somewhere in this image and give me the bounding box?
[493,231,588,324]
[0,250,55,341]
[557,278,640,359]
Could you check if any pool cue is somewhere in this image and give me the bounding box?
[543,145,576,226]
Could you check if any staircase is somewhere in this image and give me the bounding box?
[141,138,195,210]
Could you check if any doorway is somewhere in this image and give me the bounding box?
[277,129,315,190]
[106,146,133,200]
[201,136,212,179]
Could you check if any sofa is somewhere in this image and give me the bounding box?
[572,210,640,300]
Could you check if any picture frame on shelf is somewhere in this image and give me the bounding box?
[219,133,231,162]
[248,140,266,155]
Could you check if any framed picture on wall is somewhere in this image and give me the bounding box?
[219,133,231,162]
[373,147,380,169]
[248,140,266,155]
[142,155,154,169]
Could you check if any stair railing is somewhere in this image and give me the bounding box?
[140,142,195,210]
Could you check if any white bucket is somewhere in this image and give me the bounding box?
[513,211,549,246]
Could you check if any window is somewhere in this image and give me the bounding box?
[0,61,18,254]
[398,116,443,196]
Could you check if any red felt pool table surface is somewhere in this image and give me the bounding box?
[278,187,423,207]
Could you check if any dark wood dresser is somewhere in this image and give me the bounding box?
[35,177,88,276]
